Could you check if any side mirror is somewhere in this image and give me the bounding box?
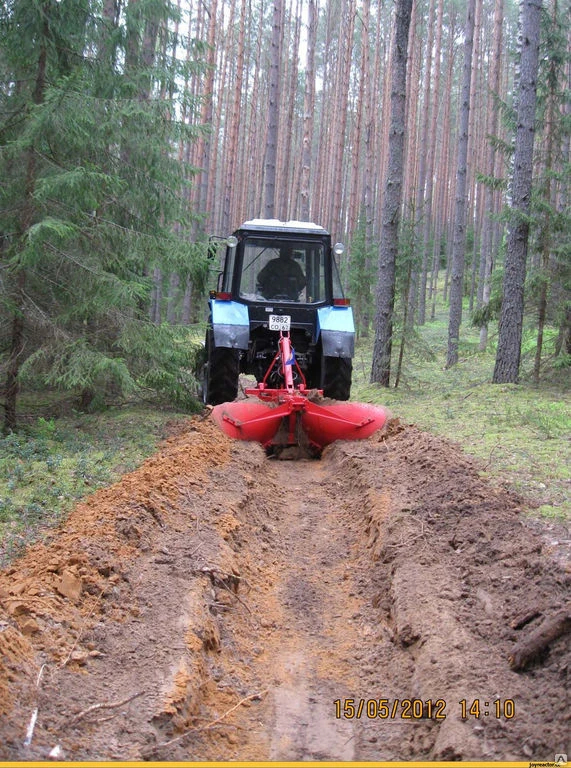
[208,234,237,259]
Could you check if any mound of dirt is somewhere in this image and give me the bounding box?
[0,416,568,762]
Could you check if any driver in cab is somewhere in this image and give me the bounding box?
[256,245,306,300]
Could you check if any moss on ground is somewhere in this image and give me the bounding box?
[351,314,570,522]
[0,404,190,565]
[1,309,568,565]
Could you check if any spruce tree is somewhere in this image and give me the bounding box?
[0,0,208,430]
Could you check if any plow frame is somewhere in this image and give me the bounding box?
[211,331,387,453]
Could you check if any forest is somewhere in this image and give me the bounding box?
[0,2,570,761]
[0,0,569,430]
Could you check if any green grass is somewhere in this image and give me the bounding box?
[351,311,570,522]
[0,404,190,565]
[0,305,568,566]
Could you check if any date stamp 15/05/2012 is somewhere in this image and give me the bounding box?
[333,698,516,721]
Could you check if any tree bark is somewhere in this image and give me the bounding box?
[493,0,543,383]
[197,0,218,229]
[300,0,317,221]
[508,609,571,671]
[264,0,283,218]
[446,0,477,368]
[478,0,504,351]
[222,0,247,230]
[371,0,414,386]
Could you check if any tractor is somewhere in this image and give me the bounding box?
[202,218,354,405]
[201,218,386,454]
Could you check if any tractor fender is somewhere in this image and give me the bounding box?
[210,299,250,350]
[317,306,355,358]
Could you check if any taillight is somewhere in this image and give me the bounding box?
[333,298,350,306]
[215,292,232,301]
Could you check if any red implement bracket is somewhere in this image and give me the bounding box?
[211,332,387,451]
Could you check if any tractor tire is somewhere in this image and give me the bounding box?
[203,333,240,405]
[321,356,352,401]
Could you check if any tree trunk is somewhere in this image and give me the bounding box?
[264,0,283,218]
[493,0,543,383]
[300,0,317,221]
[197,0,218,228]
[222,0,246,230]
[371,0,414,386]
[348,0,370,235]
[150,267,163,324]
[166,272,180,324]
[478,0,504,351]
[331,0,356,236]
[446,0,477,368]
[533,0,558,385]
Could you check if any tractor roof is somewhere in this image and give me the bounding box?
[237,219,329,235]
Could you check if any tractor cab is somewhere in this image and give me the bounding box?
[202,219,355,406]
[219,220,345,305]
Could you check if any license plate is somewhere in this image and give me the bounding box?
[268,314,291,331]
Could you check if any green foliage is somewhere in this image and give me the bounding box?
[0,405,191,565]
[116,322,205,410]
[20,340,136,394]
[396,215,420,297]
[471,267,504,328]
[0,0,210,426]
[475,172,507,191]
[471,294,502,328]
[348,213,377,336]
[352,298,570,521]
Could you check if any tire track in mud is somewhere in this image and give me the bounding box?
[232,459,361,761]
[0,416,569,762]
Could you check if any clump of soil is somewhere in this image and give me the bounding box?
[0,416,568,762]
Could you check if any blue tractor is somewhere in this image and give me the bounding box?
[202,219,355,406]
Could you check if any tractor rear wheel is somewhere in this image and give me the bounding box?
[202,333,240,405]
[321,356,352,401]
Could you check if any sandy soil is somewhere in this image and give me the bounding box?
[0,413,569,763]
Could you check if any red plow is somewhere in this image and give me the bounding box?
[211,332,387,455]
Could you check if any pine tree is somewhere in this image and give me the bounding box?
[493,0,543,383]
[446,0,478,368]
[371,0,414,387]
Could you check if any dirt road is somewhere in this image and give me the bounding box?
[0,416,569,762]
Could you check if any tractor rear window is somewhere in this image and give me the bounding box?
[239,238,326,303]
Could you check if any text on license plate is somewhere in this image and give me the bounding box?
[268,314,291,331]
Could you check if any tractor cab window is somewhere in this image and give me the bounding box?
[331,254,345,298]
[239,238,326,303]
[221,243,236,293]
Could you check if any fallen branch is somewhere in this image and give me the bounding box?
[200,562,250,587]
[23,663,46,748]
[510,608,543,630]
[67,690,145,726]
[23,709,38,748]
[509,608,571,671]
[216,578,252,614]
[59,588,104,669]
[144,689,267,756]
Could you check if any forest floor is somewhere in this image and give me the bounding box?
[0,407,569,763]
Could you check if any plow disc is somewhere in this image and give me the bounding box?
[209,331,387,454]
[211,400,295,447]
[211,397,387,452]
[301,399,387,448]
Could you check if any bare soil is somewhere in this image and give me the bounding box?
[0,414,569,763]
